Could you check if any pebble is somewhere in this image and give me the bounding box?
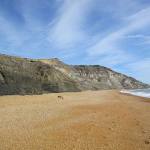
[144,140,150,144]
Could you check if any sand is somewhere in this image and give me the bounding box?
[0,90,149,150]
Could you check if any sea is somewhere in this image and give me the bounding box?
[121,88,150,98]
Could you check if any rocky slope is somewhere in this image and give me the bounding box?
[39,58,148,90]
[0,55,79,95]
[0,54,149,95]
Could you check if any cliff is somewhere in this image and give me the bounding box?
[0,54,149,95]
[0,55,79,95]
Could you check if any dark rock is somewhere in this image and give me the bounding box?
[145,140,150,144]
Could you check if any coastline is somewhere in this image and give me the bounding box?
[120,88,150,98]
[0,90,149,150]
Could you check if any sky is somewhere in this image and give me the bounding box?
[0,0,150,83]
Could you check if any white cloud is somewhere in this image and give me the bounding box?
[125,34,150,45]
[47,0,92,49]
[87,7,150,65]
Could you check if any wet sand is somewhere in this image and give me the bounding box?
[0,90,149,150]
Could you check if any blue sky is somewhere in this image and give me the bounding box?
[0,0,150,83]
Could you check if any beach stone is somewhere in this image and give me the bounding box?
[144,140,150,144]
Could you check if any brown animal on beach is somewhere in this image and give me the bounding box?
[57,96,64,100]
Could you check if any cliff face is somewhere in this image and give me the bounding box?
[0,54,149,95]
[72,65,147,90]
[0,55,79,95]
[38,59,148,90]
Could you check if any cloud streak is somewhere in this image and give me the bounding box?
[47,0,92,49]
[87,7,150,63]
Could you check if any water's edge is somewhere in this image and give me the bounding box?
[120,88,150,98]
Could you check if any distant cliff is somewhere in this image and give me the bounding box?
[0,54,149,95]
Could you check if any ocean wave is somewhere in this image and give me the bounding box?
[120,89,150,98]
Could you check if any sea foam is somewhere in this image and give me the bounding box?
[120,88,150,98]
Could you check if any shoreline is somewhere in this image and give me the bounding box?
[120,88,150,99]
[120,92,150,100]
